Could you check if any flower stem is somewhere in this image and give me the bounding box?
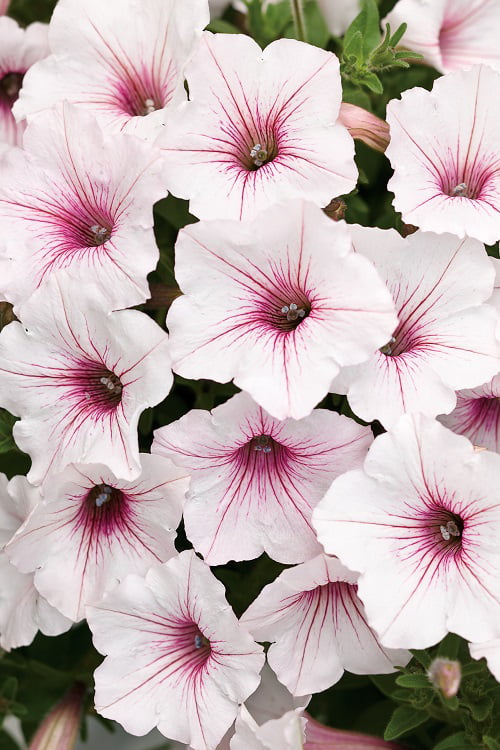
[289,0,307,42]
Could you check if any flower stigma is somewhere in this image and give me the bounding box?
[452,182,469,197]
[99,374,122,397]
[95,484,113,508]
[250,143,268,167]
[380,336,396,355]
[254,435,272,453]
[440,520,461,541]
[194,633,210,649]
[90,224,112,245]
[281,303,306,323]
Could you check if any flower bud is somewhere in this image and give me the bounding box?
[304,714,408,749]
[29,683,86,750]
[427,658,462,699]
[339,103,390,153]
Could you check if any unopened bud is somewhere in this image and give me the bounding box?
[338,103,390,153]
[427,658,461,698]
[29,683,86,750]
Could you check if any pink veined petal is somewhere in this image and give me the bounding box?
[14,0,209,139]
[6,455,189,621]
[241,555,410,695]
[386,66,500,245]
[153,391,372,564]
[439,374,500,452]
[0,102,166,311]
[167,200,397,421]
[87,551,264,750]
[336,226,500,427]
[313,415,500,649]
[160,33,357,221]
[0,273,172,483]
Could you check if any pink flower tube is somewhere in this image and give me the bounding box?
[305,715,408,750]
[0,2,9,14]
[29,683,85,750]
[339,103,390,153]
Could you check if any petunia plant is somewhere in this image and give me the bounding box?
[0,0,499,749]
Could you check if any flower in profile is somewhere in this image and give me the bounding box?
[339,103,390,153]
[28,683,86,750]
[0,274,171,484]
[6,455,188,621]
[0,475,71,650]
[384,0,500,74]
[332,227,500,428]
[0,17,48,145]
[160,33,357,221]
[304,715,409,749]
[152,392,372,565]
[439,374,500,452]
[313,415,500,649]
[0,102,166,312]
[167,201,397,420]
[14,0,209,140]
[242,555,409,695]
[87,551,264,750]
[386,65,500,245]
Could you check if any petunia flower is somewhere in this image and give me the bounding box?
[439,374,500,452]
[386,65,500,245]
[160,32,357,221]
[167,201,397,421]
[13,0,209,140]
[0,17,48,145]
[339,103,390,153]
[304,716,409,750]
[384,0,500,74]
[0,475,71,650]
[0,274,171,484]
[241,555,409,695]
[313,415,500,649]
[331,227,500,428]
[230,706,305,750]
[152,391,372,565]
[87,550,264,750]
[28,683,86,750]
[0,102,166,312]
[6,455,189,622]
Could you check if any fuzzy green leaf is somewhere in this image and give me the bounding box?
[384,705,428,740]
[343,0,381,61]
[395,673,433,690]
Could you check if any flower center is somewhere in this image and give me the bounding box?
[245,136,278,171]
[194,633,211,652]
[0,72,24,106]
[451,182,469,198]
[87,483,122,509]
[436,512,463,547]
[269,297,310,333]
[250,143,268,167]
[253,434,273,453]
[89,224,112,246]
[380,336,396,355]
[95,370,123,406]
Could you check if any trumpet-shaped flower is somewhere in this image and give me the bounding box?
[332,227,500,428]
[241,555,409,695]
[6,455,188,621]
[13,0,209,140]
[439,374,500,452]
[313,415,500,649]
[160,33,357,221]
[152,392,372,565]
[384,0,500,74]
[0,102,166,311]
[0,17,48,145]
[0,274,171,484]
[0,475,71,650]
[87,551,264,750]
[386,65,500,245]
[167,201,397,420]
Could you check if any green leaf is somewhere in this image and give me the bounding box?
[301,0,329,48]
[484,737,500,750]
[389,21,407,47]
[0,730,22,750]
[0,410,18,454]
[434,733,475,750]
[469,695,494,722]
[383,705,428,740]
[206,19,241,34]
[362,71,383,93]
[410,649,432,669]
[343,0,381,61]
[343,30,364,61]
[437,633,462,660]
[395,673,433,690]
